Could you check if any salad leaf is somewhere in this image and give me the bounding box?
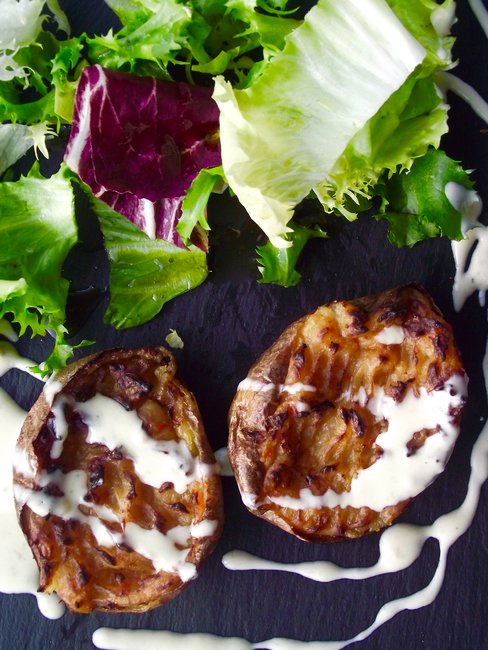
[51,37,86,122]
[314,75,449,219]
[87,1,191,76]
[0,15,82,126]
[65,65,221,246]
[0,0,69,83]
[376,148,473,247]
[90,0,300,81]
[88,192,208,329]
[177,166,225,244]
[385,0,455,70]
[0,123,36,175]
[257,222,327,287]
[312,0,456,221]
[213,0,427,247]
[0,0,46,79]
[0,163,78,371]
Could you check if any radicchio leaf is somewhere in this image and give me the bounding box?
[65,65,221,247]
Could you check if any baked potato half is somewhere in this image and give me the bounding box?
[228,285,467,542]
[13,347,223,613]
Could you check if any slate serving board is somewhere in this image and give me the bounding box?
[1,2,488,649]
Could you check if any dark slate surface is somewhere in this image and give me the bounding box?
[1,2,488,649]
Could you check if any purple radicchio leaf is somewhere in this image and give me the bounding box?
[64,65,221,248]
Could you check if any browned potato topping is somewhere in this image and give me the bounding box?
[14,347,223,613]
[228,286,466,542]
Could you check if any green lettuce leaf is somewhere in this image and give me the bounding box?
[51,37,86,122]
[257,222,327,287]
[0,124,35,175]
[177,166,225,244]
[385,0,455,71]
[94,0,299,81]
[88,1,191,76]
[0,0,46,82]
[0,25,84,126]
[0,163,78,371]
[1,1,69,85]
[88,192,208,329]
[314,75,449,219]
[376,148,472,246]
[213,0,427,247]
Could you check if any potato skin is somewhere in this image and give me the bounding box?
[14,347,223,613]
[228,285,466,542]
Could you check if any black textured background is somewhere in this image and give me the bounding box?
[1,2,488,649]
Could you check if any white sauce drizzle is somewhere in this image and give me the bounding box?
[467,0,488,38]
[122,523,196,581]
[436,71,488,124]
[55,393,214,493]
[373,325,405,345]
[50,396,70,459]
[452,226,488,310]
[0,318,18,342]
[93,629,251,650]
[42,377,64,406]
[237,379,317,395]
[237,378,276,393]
[268,377,465,512]
[13,469,118,546]
[0,389,64,619]
[445,181,482,222]
[446,182,487,312]
[0,341,36,376]
[14,462,216,582]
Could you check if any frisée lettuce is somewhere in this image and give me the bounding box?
[0,164,79,373]
[87,0,300,81]
[213,0,455,247]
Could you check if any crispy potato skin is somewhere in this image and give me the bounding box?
[228,285,466,542]
[14,347,223,613]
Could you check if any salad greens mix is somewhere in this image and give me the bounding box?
[0,0,475,372]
